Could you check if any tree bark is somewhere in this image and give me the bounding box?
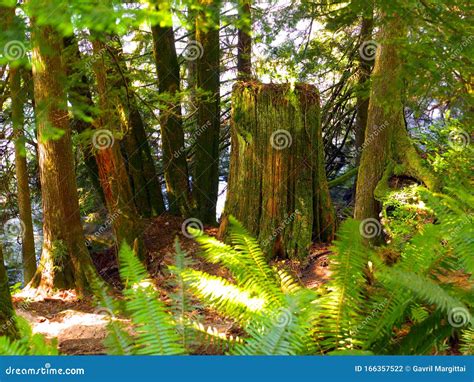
[223,82,334,259]
[62,36,106,205]
[0,243,18,338]
[10,67,37,284]
[28,19,95,293]
[120,104,166,217]
[91,39,144,257]
[151,22,192,216]
[354,13,437,228]
[354,14,374,167]
[4,6,37,284]
[107,41,166,217]
[237,0,252,80]
[194,0,221,224]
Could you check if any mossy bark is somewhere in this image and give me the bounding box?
[151,23,192,217]
[193,0,221,224]
[63,36,106,205]
[91,40,144,257]
[29,19,95,293]
[223,82,334,259]
[120,104,166,217]
[4,6,37,284]
[107,39,166,217]
[10,68,37,284]
[354,14,373,167]
[237,0,252,80]
[0,243,18,338]
[354,14,438,228]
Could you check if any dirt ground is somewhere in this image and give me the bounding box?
[13,214,332,355]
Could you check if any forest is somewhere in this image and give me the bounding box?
[0,0,472,357]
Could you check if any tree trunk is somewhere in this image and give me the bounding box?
[91,39,144,256]
[107,41,166,217]
[0,243,18,338]
[28,20,95,293]
[237,0,252,80]
[194,0,221,224]
[4,6,37,284]
[63,36,106,205]
[354,13,437,229]
[223,82,334,259]
[120,104,166,217]
[354,14,374,167]
[151,22,192,216]
[10,67,37,284]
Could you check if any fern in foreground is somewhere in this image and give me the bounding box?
[94,242,185,355]
[320,185,473,355]
[180,216,319,355]
[0,317,58,355]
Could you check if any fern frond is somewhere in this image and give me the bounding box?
[0,317,58,355]
[389,311,452,355]
[118,243,185,355]
[275,267,302,294]
[314,219,369,352]
[227,216,279,288]
[0,336,28,355]
[190,321,242,354]
[358,288,412,352]
[380,268,471,319]
[167,238,198,350]
[178,268,265,322]
[460,327,474,355]
[194,218,283,306]
[233,291,317,355]
[89,271,133,355]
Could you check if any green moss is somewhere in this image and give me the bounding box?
[224,81,334,259]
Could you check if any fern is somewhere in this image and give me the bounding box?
[118,243,185,355]
[97,185,471,356]
[190,321,242,354]
[0,317,58,355]
[180,268,265,322]
[95,242,185,355]
[90,272,133,355]
[192,217,283,307]
[460,327,474,355]
[181,217,318,355]
[167,238,197,350]
[314,219,370,352]
[319,185,474,355]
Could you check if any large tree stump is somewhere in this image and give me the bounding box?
[221,82,334,259]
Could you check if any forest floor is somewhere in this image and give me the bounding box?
[12,214,332,355]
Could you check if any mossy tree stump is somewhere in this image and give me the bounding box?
[221,82,334,259]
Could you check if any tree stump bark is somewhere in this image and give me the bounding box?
[222,82,334,259]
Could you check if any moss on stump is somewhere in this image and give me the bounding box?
[222,81,334,259]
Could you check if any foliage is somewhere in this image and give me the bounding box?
[0,317,58,355]
[317,184,473,355]
[180,217,319,355]
[93,242,185,355]
[100,195,472,356]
